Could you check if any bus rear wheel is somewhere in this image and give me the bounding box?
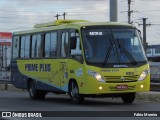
[121,93,136,104]
[69,81,84,104]
[28,81,46,100]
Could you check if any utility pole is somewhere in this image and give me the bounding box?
[128,0,132,24]
[143,18,147,50]
[121,0,136,23]
[62,12,67,20]
[55,14,61,20]
[139,18,151,51]
[110,0,118,22]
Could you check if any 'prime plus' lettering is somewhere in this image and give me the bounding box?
[25,64,38,71]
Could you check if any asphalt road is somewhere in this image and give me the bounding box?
[0,91,160,120]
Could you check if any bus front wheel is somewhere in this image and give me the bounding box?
[28,81,46,100]
[121,93,136,104]
[69,81,84,104]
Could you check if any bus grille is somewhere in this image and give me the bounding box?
[104,75,139,83]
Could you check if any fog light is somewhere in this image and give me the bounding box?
[99,86,103,90]
[140,85,144,88]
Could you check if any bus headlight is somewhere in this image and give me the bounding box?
[138,69,150,81]
[88,70,106,83]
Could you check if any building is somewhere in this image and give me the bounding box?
[147,45,160,61]
[147,45,160,82]
[0,32,12,79]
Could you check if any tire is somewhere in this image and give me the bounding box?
[28,81,46,100]
[122,93,136,104]
[69,81,84,104]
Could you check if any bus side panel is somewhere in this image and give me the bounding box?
[11,60,65,93]
[11,60,28,89]
[33,80,65,93]
[12,59,66,93]
[34,59,65,93]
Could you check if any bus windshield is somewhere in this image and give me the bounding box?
[82,26,147,65]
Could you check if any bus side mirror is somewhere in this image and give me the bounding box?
[138,29,142,42]
[70,37,77,49]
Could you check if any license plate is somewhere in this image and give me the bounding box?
[116,85,128,90]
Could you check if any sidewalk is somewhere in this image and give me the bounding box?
[0,84,23,92]
[136,91,160,102]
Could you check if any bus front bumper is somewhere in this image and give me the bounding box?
[80,76,150,95]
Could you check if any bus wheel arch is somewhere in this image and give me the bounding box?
[27,79,46,100]
[68,79,84,104]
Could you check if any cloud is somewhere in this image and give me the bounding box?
[0,0,160,44]
[0,0,110,32]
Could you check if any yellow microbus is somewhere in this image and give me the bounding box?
[11,20,150,104]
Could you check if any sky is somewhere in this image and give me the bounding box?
[0,0,160,45]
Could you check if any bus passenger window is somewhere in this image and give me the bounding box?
[61,32,69,58]
[50,32,57,57]
[20,35,30,58]
[45,32,57,58]
[20,36,25,58]
[31,34,42,58]
[31,35,37,58]
[13,36,20,59]
[37,34,42,57]
[25,35,30,58]
[45,33,50,57]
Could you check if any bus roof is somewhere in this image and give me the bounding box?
[13,20,135,35]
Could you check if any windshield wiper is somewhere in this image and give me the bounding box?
[103,46,112,66]
[103,38,116,65]
[116,39,137,65]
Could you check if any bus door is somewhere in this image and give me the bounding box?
[60,31,69,89]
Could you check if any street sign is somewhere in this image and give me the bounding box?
[0,32,12,46]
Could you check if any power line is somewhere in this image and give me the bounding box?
[135,1,160,7]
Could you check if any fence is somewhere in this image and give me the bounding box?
[149,62,160,82]
[0,69,11,90]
